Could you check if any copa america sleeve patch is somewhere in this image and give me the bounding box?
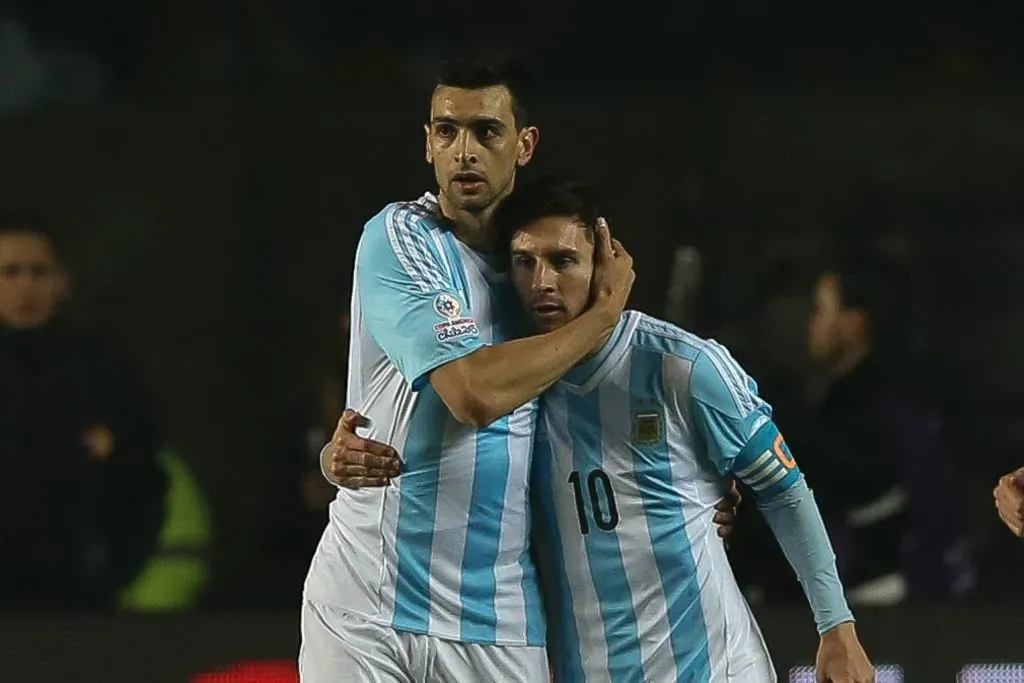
[432,293,479,342]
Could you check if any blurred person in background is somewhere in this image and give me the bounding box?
[257,309,350,608]
[0,212,166,611]
[994,467,1024,537]
[802,252,974,605]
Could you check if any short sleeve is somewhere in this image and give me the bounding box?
[356,206,485,391]
[689,344,801,501]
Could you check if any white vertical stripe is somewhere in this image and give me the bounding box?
[378,444,408,625]
[427,419,478,636]
[494,401,534,644]
[548,389,612,683]
[426,234,479,639]
[661,353,730,681]
[458,249,493,343]
[598,355,678,683]
[662,354,774,680]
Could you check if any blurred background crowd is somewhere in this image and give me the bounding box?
[2,0,1023,679]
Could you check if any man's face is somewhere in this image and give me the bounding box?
[0,232,67,329]
[808,273,854,363]
[425,85,538,213]
[510,215,594,333]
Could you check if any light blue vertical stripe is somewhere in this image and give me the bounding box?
[391,388,449,633]
[459,421,509,641]
[629,346,711,683]
[531,411,583,673]
[567,390,645,680]
[458,277,512,642]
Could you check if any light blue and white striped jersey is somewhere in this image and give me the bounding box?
[534,311,800,683]
[304,193,545,646]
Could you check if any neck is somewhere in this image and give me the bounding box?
[827,340,871,380]
[437,188,510,254]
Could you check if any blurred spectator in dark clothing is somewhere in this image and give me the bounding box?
[800,253,974,604]
[254,311,348,608]
[0,213,166,611]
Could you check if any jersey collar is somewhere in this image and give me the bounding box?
[560,311,638,394]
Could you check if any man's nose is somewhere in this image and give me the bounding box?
[454,131,480,165]
[533,265,557,292]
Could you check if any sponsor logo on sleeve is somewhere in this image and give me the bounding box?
[432,293,478,342]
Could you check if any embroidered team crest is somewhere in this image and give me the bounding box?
[634,412,662,445]
[433,293,461,319]
[432,292,478,342]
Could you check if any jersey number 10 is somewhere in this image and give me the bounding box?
[568,469,620,535]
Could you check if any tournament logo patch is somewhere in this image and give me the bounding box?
[433,293,461,320]
[432,293,478,342]
[634,412,662,445]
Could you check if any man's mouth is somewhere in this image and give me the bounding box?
[532,302,565,317]
[452,173,486,190]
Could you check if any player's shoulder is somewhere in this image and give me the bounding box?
[362,193,445,243]
[626,311,732,364]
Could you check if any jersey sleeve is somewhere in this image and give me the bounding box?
[689,345,801,502]
[356,207,485,391]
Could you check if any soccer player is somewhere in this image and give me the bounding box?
[299,59,635,682]
[330,176,875,683]
[498,177,874,683]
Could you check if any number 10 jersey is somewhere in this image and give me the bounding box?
[532,311,777,683]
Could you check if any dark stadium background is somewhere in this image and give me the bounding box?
[1,0,1022,680]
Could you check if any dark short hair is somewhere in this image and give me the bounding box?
[430,54,532,129]
[827,251,910,345]
[493,176,605,244]
[0,212,62,258]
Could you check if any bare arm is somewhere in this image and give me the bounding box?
[432,223,634,427]
[432,301,619,427]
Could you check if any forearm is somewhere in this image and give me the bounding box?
[441,305,617,426]
[759,478,854,634]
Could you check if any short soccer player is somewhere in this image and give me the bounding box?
[495,177,875,683]
[299,60,635,682]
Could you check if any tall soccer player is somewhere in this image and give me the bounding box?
[498,177,875,683]
[299,60,635,682]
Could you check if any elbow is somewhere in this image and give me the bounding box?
[431,357,504,428]
[446,390,502,429]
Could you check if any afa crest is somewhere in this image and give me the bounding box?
[633,412,662,445]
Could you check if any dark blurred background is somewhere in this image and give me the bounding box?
[1,0,1023,680]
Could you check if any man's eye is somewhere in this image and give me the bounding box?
[436,124,456,137]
